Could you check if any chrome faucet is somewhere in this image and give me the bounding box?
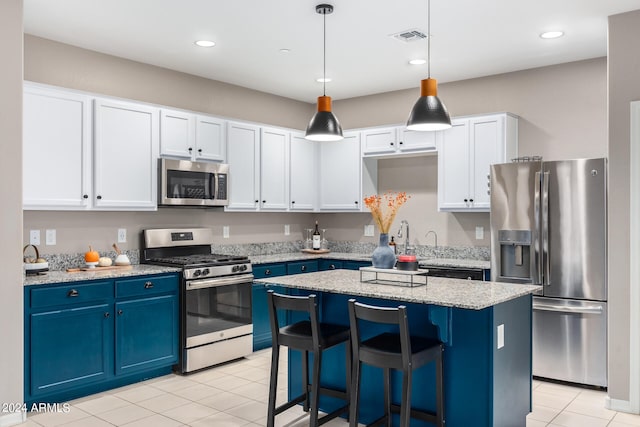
[397,220,410,255]
[424,230,438,258]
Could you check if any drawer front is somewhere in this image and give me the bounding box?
[319,259,343,271]
[253,264,287,279]
[116,275,178,299]
[31,281,113,309]
[287,260,318,275]
[343,261,372,270]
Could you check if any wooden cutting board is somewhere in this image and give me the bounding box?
[301,249,330,254]
[66,265,133,272]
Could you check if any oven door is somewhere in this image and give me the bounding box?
[159,158,228,207]
[184,273,253,348]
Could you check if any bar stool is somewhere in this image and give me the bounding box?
[266,290,351,427]
[347,299,444,427]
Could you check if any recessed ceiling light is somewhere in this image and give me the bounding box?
[540,31,564,39]
[316,77,332,83]
[195,40,216,47]
[409,59,427,65]
[279,48,291,53]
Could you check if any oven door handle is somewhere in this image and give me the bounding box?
[186,273,255,290]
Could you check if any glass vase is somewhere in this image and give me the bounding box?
[371,233,396,269]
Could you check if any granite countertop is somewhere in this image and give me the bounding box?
[250,252,490,270]
[24,265,182,286]
[255,269,540,310]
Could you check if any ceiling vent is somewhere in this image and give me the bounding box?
[390,29,427,43]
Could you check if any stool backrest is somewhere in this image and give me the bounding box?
[267,290,320,348]
[348,299,411,367]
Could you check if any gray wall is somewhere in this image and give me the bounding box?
[0,1,24,425]
[607,9,640,406]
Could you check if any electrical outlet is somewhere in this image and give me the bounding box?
[364,225,375,237]
[475,226,484,240]
[30,230,40,246]
[284,224,290,236]
[45,229,56,245]
[223,226,230,239]
[117,228,127,243]
[497,324,505,349]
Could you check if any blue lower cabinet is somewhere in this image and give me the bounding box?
[24,273,179,406]
[252,283,286,351]
[29,304,113,398]
[115,294,178,375]
[286,260,318,275]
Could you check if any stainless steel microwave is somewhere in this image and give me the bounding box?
[159,158,229,207]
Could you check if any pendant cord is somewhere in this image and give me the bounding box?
[427,0,431,79]
[323,8,327,96]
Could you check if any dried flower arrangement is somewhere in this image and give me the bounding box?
[363,191,411,234]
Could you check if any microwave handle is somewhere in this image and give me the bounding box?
[209,173,216,200]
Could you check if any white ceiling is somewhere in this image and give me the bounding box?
[23,0,640,103]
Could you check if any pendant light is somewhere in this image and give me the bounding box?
[305,4,343,141]
[406,0,451,131]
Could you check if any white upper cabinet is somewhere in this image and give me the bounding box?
[289,133,317,211]
[93,98,159,210]
[195,115,226,162]
[226,121,260,210]
[438,113,518,212]
[160,109,225,162]
[23,85,92,210]
[362,125,437,157]
[318,132,363,211]
[260,127,289,210]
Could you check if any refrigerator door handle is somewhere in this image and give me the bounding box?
[532,302,604,315]
[534,171,543,284]
[542,171,551,286]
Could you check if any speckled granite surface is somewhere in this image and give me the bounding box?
[24,265,181,286]
[256,269,539,310]
[38,250,140,273]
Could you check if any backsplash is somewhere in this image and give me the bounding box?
[42,242,489,271]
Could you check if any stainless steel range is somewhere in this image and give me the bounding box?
[142,228,253,373]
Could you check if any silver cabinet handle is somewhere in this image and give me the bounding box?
[144,281,154,289]
[67,289,79,297]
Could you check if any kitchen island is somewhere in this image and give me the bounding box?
[256,269,540,427]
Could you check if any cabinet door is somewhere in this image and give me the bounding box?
[23,85,92,209]
[195,115,226,162]
[438,120,471,211]
[226,121,260,210]
[470,116,504,209]
[93,99,159,210]
[319,131,361,211]
[362,127,397,155]
[252,284,287,351]
[398,127,438,153]
[289,133,316,211]
[160,109,194,159]
[29,304,112,397]
[115,294,178,375]
[260,127,289,210]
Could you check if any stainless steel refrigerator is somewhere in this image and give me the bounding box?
[490,157,607,387]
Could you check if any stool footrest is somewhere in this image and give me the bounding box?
[274,393,307,416]
[317,404,349,426]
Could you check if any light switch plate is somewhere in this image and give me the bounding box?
[497,324,505,349]
[223,226,230,239]
[30,230,40,246]
[476,226,484,240]
[117,228,127,243]
[364,225,375,237]
[46,229,56,246]
[284,224,290,236]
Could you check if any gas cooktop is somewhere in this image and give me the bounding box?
[146,254,250,268]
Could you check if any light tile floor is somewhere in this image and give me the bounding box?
[23,349,640,427]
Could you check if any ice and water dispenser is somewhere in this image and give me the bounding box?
[497,230,532,281]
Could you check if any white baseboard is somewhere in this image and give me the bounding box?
[0,411,26,427]
[606,395,640,414]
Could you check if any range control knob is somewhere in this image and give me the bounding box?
[193,269,202,277]
[232,265,240,272]
[201,268,210,276]
[240,264,248,271]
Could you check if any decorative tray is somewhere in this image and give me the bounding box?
[301,249,330,254]
[359,266,429,287]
